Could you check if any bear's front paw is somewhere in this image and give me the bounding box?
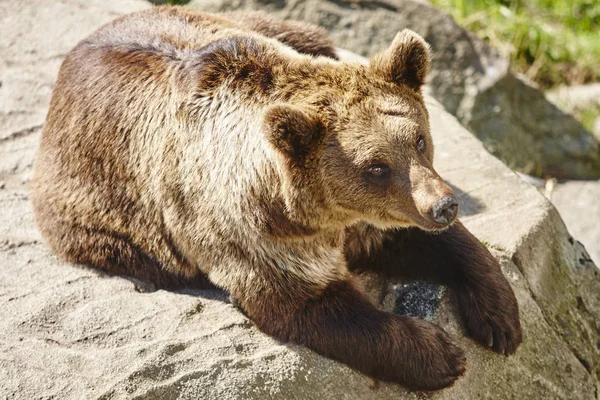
[395,317,466,390]
[456,281,522,355]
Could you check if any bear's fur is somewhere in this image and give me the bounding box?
[32,6,522,390]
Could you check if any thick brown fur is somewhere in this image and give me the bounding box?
[32,6,521,391]
[345,221,522,356]
[223,11,338,59]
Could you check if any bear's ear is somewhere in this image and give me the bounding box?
[263,104,324,167]
[370,29,431,91]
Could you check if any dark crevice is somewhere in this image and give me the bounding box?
[327,0,397,12]
[0,124,43,143]
[575,354,592,374]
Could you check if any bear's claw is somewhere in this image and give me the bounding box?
[457,285,523,356]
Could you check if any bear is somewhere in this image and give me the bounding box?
[31,6,522,391]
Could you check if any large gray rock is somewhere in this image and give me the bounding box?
[548,83,600,141]
[189,0,600,179]
[1,1,599,399]
[550,180,600,266]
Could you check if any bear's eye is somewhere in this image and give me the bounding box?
[367,164,390,179]
[417,135,426,153]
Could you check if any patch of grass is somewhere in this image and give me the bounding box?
[430,0,600,88]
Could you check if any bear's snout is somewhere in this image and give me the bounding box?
[428,194,458,225]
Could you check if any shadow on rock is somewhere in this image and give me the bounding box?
[448,182,486,217]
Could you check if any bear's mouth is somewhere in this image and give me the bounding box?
[383,210,455,233]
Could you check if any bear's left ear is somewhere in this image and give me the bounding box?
[263,104,324,168]
[370,29,431,91]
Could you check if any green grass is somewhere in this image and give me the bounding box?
[430,0,600,88]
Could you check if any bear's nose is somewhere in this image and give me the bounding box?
[429,194,458,225]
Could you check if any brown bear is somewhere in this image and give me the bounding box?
[31,6,522,391]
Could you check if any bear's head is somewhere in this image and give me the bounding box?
[264,30,457,232]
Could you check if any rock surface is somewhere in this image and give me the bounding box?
[189,0,600,179]
[547,83,600,114]
[1,1,599,399]
[551,180,600,266]
[548,83,600,141]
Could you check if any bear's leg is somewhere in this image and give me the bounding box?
[47,222,215,290]
[235,277,465,390]
[346,221,522,355]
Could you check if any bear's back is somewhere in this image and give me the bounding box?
[32,7,291,270]
[84,7,243,60]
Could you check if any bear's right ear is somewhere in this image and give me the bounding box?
[263,104,324,168]
[370,29,431,92]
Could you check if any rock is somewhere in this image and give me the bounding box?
[547,83,600,142]
[547,83,600,112]
[1,1,599,399]
[550,180,600,266]
[188,0,600,179]
[464,74,599,179]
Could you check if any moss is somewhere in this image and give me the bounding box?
[430,0,600,89]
